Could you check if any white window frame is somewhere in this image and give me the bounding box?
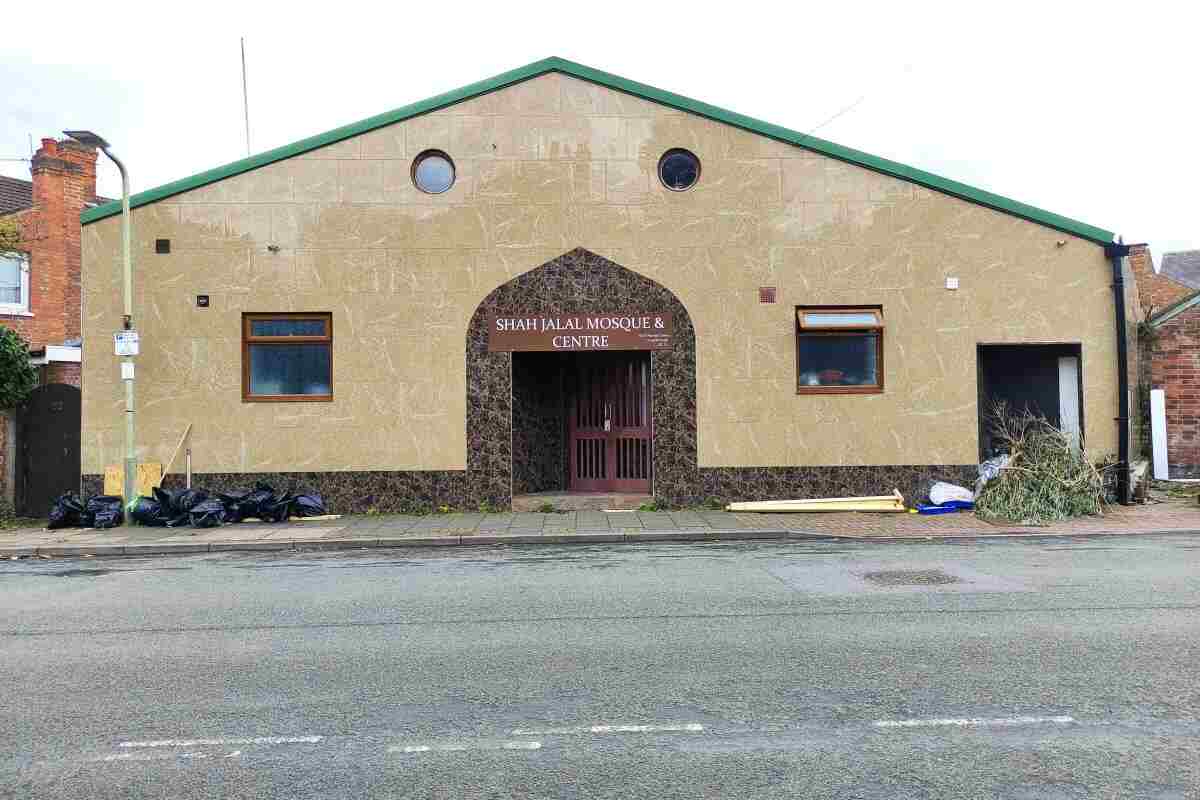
[0,251,30,315]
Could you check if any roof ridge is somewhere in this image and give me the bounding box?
[80,56,1116,244]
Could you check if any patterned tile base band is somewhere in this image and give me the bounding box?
[82,465,976,513]
[698,465,979,509]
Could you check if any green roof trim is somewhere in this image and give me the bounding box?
[81,56,1116,244]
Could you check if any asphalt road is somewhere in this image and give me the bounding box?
[2,535,1199,799]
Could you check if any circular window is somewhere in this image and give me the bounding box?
[411,150,456,194]
[658,148,701,191]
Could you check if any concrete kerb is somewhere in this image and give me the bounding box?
[1,527,1196,560]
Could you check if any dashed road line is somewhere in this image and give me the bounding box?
[118,735,324,748]
[388,741,542,754]
[510,723,705,736]
[874,716,1075,729]
[99,751,211,763]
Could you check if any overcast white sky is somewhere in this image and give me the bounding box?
[2,0,1195,261]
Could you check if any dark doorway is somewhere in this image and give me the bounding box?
[511,352,570,495]
[567,352,652,492]
[16,383,81,517]
[977,344,1082,459]
[511,350,654,496]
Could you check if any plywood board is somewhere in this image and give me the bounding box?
[103,463,164,498]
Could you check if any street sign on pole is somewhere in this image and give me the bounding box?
[114,330,139,357]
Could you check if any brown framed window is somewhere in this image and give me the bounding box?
[796,306,883,394]
[242,313,333,402]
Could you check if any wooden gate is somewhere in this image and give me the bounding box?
[567,353,652,492]
[16,383,81,517]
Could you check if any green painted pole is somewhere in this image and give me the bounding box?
[103,147,136,510]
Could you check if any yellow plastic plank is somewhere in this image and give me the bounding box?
[728,490,906,513]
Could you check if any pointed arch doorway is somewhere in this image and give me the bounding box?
[465,249,699,510]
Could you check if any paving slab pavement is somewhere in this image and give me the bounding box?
[1,500,1197,558]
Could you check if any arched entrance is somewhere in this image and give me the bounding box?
[465,249,698,509]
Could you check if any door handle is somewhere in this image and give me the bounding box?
[604,402,611,432]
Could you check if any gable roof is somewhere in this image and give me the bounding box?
[80,57,1116,244]
[0,175,33,216]
[1161,250,1200,291]
[1147,287,1200,328]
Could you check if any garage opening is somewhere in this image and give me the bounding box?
[977,344,1082,460]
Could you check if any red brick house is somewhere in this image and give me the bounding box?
[1131,244,1200,477]
[1,137,107,513]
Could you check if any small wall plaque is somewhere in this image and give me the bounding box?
[196,295,210,308]
[155,238,170,254]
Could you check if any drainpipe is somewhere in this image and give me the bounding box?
[1105,238,1132,504]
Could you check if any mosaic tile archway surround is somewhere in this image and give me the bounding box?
[466,248,701,508]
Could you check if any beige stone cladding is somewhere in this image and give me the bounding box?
[80,72,1118,475]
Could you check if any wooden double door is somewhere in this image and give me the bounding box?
[567,352,652,492]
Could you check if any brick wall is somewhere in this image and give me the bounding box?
[1130,243,1193,318]
[0,138,94,505]
[0,138,95,349]
[42,362,81,388]
[1148,304,1200,477]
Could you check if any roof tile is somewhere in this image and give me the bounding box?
[0,175,33,216]
[1161,250,1200,291]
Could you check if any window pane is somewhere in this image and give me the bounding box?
[248,344,331,396]
[0,254,22,305]
[802,311,879,328]
[798,334,878,387]
[250,318,326,337]
[413,153,455,194]
[658,149,700,191]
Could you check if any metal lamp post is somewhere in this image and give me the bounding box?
[64,130,136,509]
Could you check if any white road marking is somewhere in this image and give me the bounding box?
[119,735,323,749]
[388,741,541,754]
[510,723,705,736]
[874,716,1075,729]
[99,751,210,762]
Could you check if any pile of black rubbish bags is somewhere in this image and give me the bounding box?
[48,483,326,530]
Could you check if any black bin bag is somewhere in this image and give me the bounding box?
[130,496,167,527]
[290,494,327,518]
[48,493,85,529]
[85,495,124,529]
[260,491,294,523]
[242,483,277,520]
[174,488,208,515]
[188,498,227,528]
[216,490,250,523]
[152,487,191,527]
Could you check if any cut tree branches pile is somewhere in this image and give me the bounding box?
[974,403,1108,525]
